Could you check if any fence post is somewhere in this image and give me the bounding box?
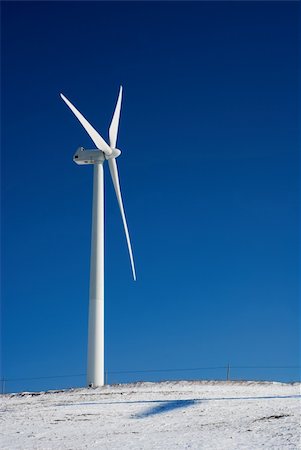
[1,378,5,394]
[226,363,230,381]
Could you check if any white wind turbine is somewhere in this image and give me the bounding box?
[60,86,136,387]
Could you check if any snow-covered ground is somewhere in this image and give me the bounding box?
[1,381,300,449]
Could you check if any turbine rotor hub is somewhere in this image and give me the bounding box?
[105,148,121,160]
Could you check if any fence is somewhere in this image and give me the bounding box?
[1,364,300,394]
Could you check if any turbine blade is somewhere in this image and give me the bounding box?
[60,93,112,155]
[108,158,136,281]
[109,86,122,149]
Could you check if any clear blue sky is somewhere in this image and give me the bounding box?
[2,1,299,392]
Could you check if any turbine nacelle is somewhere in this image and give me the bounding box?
[73,147,121,165]
[73,147,104,165]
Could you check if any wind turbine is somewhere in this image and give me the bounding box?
[60,86,136,387]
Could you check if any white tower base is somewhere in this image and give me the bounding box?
[87,162,104,387]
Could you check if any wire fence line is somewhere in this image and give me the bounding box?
[2,365,300,380]
[1,365,300,394]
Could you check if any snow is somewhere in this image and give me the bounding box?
[1,380,300,449]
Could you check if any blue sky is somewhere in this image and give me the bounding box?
[2,1,299,392]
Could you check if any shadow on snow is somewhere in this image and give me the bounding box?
[134,399,197,418]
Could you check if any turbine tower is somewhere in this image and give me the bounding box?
[60,86,136,387]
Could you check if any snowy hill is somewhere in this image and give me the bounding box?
[1,381,300,449]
